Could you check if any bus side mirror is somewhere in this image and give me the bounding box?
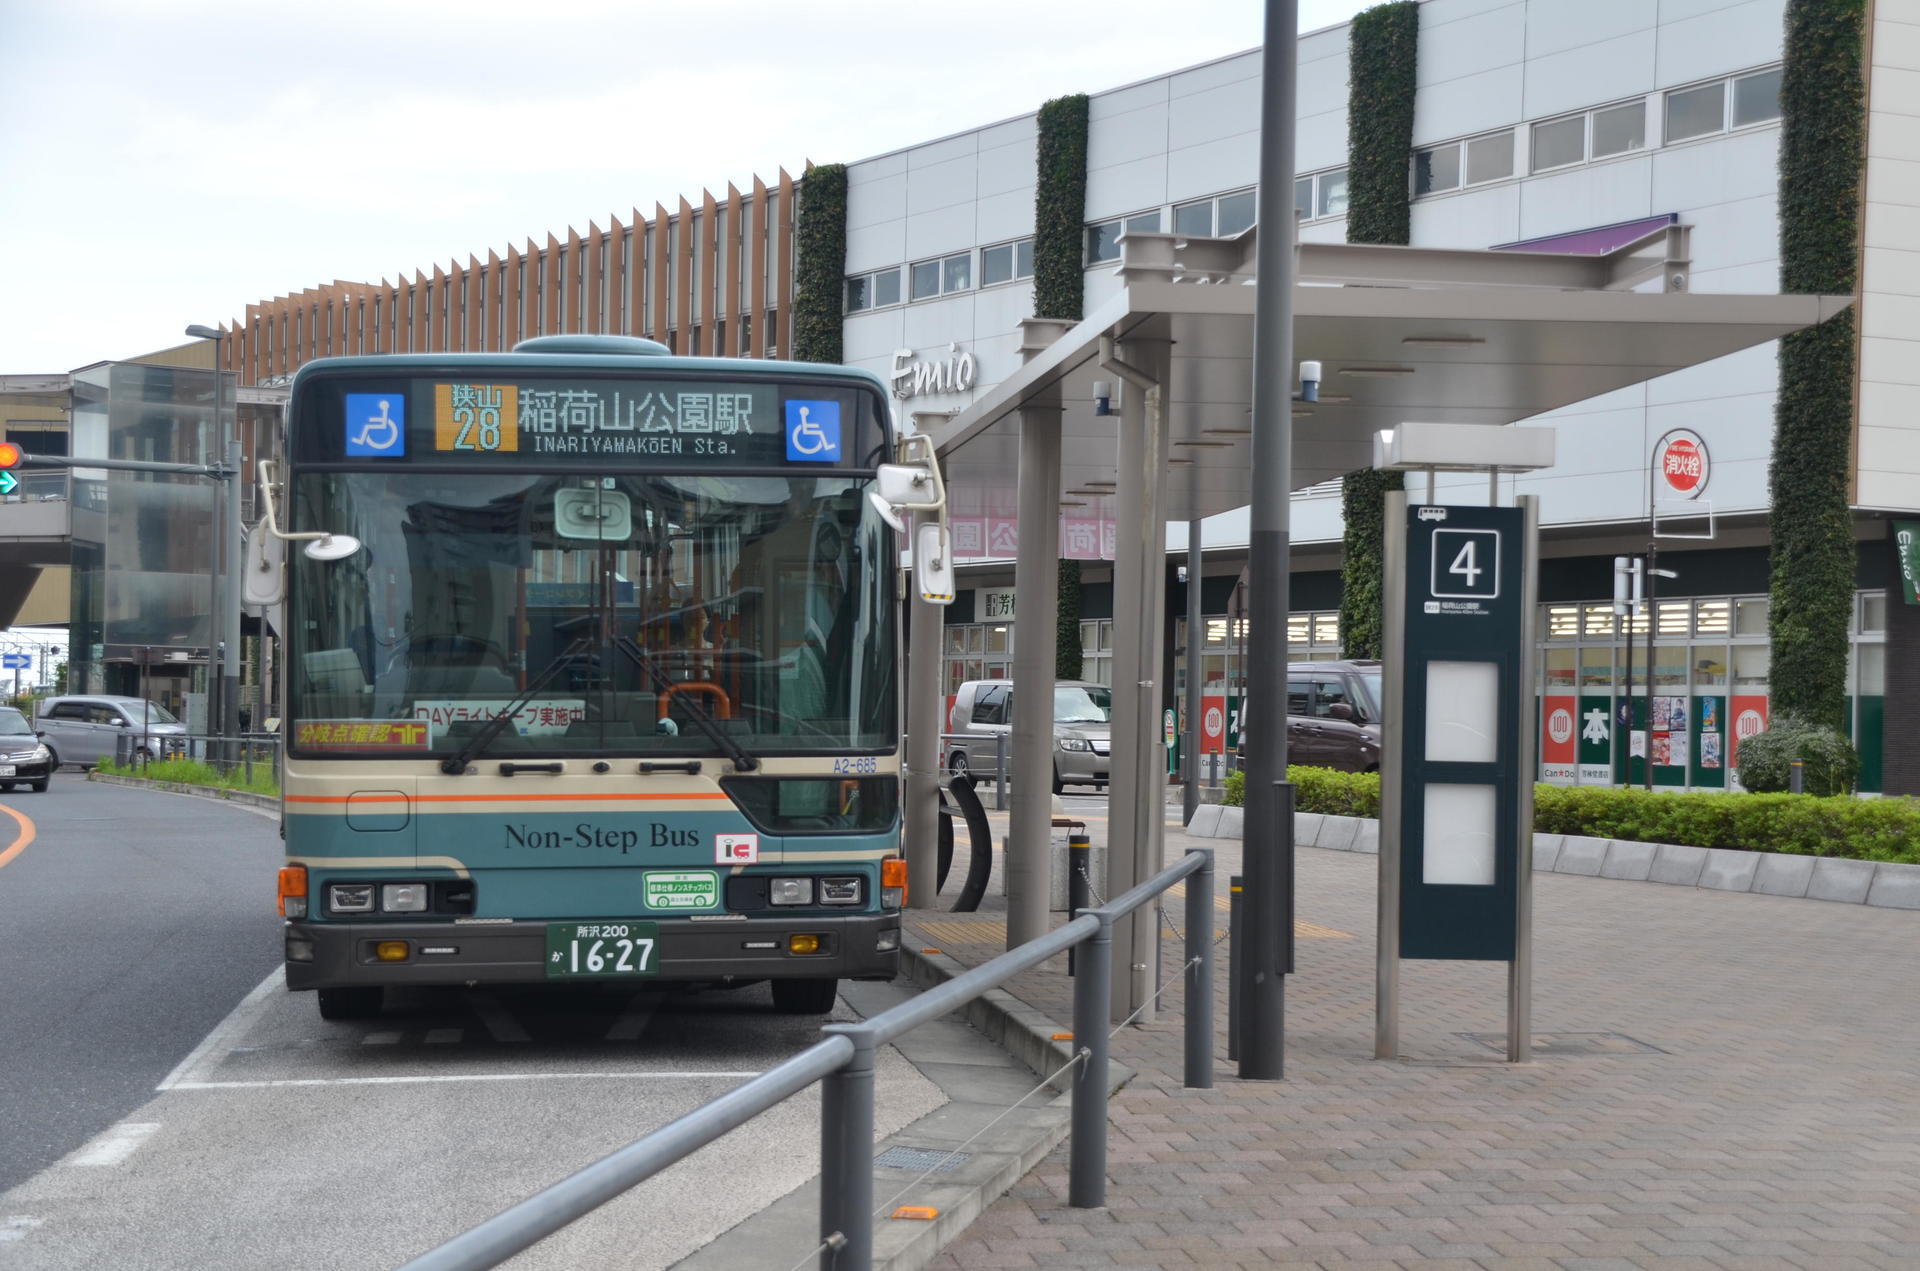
[243,519,286,608]
[914,522,954,606]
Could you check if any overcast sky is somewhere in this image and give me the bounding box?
[0,0,1369,372]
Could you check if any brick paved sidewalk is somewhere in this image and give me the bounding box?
[909,815,1920,1270]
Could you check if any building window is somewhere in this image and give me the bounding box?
[1531,114,1587,171]
[981,237,1035,286]
[1732,67,1782,127]
[1084,210,1163,264]
[1590,100,1646,158]
[845,266,901,313]
[1466,131,1514,184]
[1665,81,1725,143]
[909,253,970,300]
[1172,188,1257,237]
[1291,168,1349,221]
[1414,143,1462,196]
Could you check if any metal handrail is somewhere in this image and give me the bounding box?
[398,848,1216,1271]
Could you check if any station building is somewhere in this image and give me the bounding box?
[180,0,1915,794]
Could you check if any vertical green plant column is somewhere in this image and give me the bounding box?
[1056,560,1084,679]
[1769,0,1866,730]
[1339,1,1418,657]
[1339,468,1403,659]
[1033,94,1090,323]
[1035,93,1092,675]
[1344,0,1418,248]
[792,162,848,364]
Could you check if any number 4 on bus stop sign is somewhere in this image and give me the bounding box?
[1429,527,1501,604]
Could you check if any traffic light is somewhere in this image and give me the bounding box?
[0,442,20,495]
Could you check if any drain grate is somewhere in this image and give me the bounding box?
[1461,1031,1668,1056]
[873,1146,970,1173]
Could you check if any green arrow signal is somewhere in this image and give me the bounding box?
[0,472,16,496]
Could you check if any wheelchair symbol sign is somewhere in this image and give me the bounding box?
[345,394,406,457]
[784,401,840,462]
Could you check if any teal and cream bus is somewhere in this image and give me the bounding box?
[256,335,951,1021]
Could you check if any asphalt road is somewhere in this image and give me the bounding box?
[0,780,945,1269]
[0,777,284,1193]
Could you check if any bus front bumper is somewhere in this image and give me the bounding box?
[283,914,901,991]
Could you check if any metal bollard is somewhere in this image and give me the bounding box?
[1067,832,1091,976]
[1228,874,1243,1062]
[818,1025,876,1271]
[1184,851,1214,1089]
[1790,759,1804,795]
[1068,916,1112,1209]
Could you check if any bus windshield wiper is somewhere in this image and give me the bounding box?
[439,636,591,775]
[613,636,759,773]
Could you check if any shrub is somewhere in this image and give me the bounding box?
[97,755,278,799]
[1219,765,1378,818]
[1733,711,1859,795]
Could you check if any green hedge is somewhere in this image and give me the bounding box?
[1768,0,1866,729]
[1219,766,1918,862]
[792,162,848,364]
[1056,558,1084,679]
[1338,468,1402,658]
[1033,94,1090,322]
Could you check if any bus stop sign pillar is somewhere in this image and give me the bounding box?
[1377,491,1538,1063]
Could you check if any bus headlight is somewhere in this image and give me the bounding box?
[381,883,429,913]
[769,877,814,906]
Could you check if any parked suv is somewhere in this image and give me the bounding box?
[34,695,188,770]
[1238,660,1384,773]
[945,680,1111,793]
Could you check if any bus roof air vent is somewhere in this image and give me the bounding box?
[513,335,672,357]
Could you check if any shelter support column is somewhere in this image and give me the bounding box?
[1007,405,1063,949]
[1103,336,1171,1022]
[904,505,946,908]
[1184,518,1203,824]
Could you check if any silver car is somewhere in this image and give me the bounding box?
[34,695,189,770]
[945,680,1112,793]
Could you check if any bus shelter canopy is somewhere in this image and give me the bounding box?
[920,225,1850,523]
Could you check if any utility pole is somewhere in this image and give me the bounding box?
[1240,0,1300,1081]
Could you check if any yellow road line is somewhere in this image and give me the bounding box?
[0,801,36,870]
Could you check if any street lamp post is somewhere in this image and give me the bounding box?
[185,324,241,762]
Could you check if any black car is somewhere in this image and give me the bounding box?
[0,706,54,791]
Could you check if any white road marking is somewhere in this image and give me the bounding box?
[468,993,531,1043]
[1,1216,45,1242]
[168,1071,761,1090]
[424,1028,463,1045]
[67,1122,160,1167]
[363,1031,403,1046]
[605,990,662,1042]
[155,967,285,1091]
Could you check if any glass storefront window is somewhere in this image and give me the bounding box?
[1691,645,1728,687]
[1656,600,1690,637]
[1583,604,1618,638]
[1860,593,1885,633]
[946,628,967,655]
[1733,644,1769,689]
[1858,643,1885,694]
[965,627,985,653]
[1735,598,1768,635]
[1653,643,1688,687]
[985,625,1010,654]
[1695,600,1731,636]
[1626,643,1647,688]
[1546,605,1580,639]
[1545,647,1577,689]
[1580,647,1614,687]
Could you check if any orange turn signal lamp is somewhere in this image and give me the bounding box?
[277,864,308,918]
[881,857,908,907]
[376,941,410,962]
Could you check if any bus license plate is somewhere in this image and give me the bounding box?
[545,921,660,979]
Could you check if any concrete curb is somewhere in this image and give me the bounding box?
[686,946,1130,1271]
[86,771,279,813]
[1186,806,1920,911]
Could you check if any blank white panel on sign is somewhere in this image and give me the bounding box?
[1425,661,1500,762]
[1423,785,1498,886]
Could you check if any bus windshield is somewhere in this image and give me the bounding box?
[288,470,896,758]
